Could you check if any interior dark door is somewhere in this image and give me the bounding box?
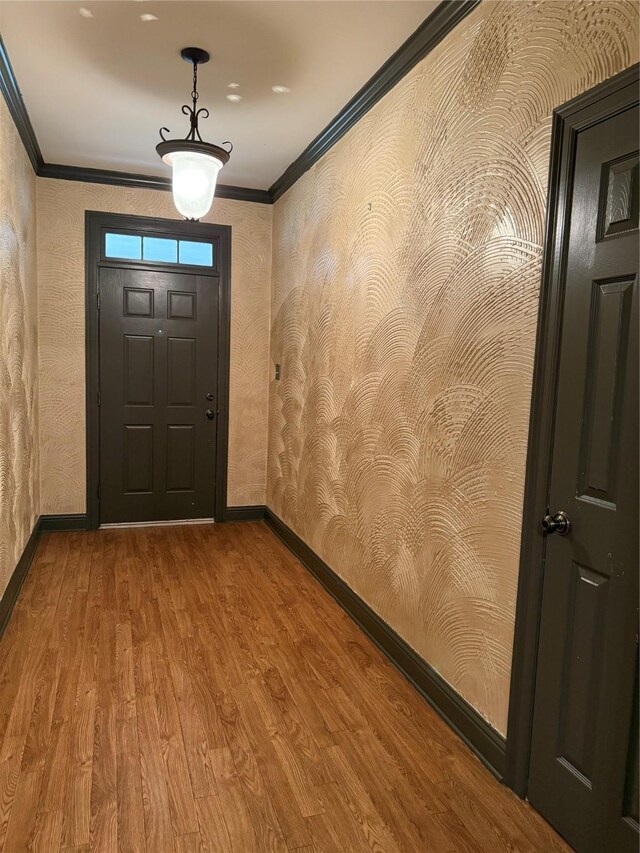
[527,104,639,851]
[99,266,218,523]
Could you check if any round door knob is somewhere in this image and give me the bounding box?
[205,409,215,420]
[542,511,571,536]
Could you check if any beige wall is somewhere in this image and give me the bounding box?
[37,180,272,513]
[268,0,639,734]
[0,97,39,598]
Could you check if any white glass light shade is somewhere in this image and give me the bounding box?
[163,149,223,220]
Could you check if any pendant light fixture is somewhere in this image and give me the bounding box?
[157,47,232,221]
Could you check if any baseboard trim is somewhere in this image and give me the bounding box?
[40,513,89,532]
[0,517,41,639]
[264,507,506,780]
[224,505,267,522]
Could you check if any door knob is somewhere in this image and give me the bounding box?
[542,511,571,536]
[205,409,215,420]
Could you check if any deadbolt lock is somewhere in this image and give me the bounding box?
[542,511,571,536]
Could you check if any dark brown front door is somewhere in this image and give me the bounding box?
[99,266,219,523]
[527,103,639,850]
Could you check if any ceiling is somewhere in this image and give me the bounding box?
[0,1,437,190]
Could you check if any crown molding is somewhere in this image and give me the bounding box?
[2,1,478,205]
[0,35,44,171]
[37,163,272,204]
[268,0,482,202]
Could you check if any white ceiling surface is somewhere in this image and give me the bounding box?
[0,1,437,189]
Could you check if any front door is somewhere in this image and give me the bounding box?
[99,264,219,524]
[527,99,639,848]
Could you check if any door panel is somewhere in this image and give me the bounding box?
[99,266,218,523]
[528,104,638,852]
[123,425,154,493]
[167,337,196,406]
[555,562,608,785]
[124,335,154,406]
[166,425,195,492]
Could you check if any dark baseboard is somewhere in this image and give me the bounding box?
[40,513,89,532]
[224,505,267,522]
[0,517,41,639]
[264,507,506,780]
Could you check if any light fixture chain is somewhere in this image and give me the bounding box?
[192,62,199,107]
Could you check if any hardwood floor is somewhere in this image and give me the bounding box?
[0,522,569,852]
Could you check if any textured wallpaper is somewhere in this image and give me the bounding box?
[36,180,272,513]
[268,0,639,733]
[0,97,39,600]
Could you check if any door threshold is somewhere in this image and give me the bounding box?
[99,518,215,529]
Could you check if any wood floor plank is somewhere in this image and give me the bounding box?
[0,524,571,853]
[195,793,232,853]
[0,736,24,850]
[136,693,174,853]
[0,640,51,761]
[321,744,401,852]
[90,702,118,853]
[303,813,344,853]
[62,682,97,848]
[154,668,199,838]
[3,767,44,851]
[233,683,315,847]
[174,831,203,853]
[248,673,329,786]
[166,655,213,800]
[38,664,81,814]
[20,647,60,773]
[206,747,257,853]
[330,730,431,852]
[214,693,288,853]
[31,808,64,853]
[115,621,136,722]
[115,716,146,853]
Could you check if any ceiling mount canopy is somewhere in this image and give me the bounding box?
[157,46,232,221]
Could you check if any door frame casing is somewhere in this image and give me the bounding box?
[504,63,640,797]
[85,210,232,529]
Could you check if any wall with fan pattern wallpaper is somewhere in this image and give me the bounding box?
[267,0,639,733]
[0,96,39,600]
[36,180,272,513]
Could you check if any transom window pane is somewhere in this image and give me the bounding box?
[105,233,141,260]
[143,236,178,263]
[179,240,213,267]
[104,232,214,268]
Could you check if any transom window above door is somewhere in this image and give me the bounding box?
[104,231,214,267]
